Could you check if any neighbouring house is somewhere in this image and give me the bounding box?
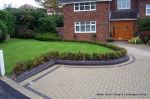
[18,4,37,9]
[47,7,63,15]
[59,0,150,41]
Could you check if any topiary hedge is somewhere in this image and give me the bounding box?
[0,20,7,42]
[13,41,127,76]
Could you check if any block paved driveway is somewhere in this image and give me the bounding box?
[3,43,150,99]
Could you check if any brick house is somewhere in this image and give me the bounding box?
[59,0,150,41]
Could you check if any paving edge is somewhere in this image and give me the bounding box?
[14,55,129,83]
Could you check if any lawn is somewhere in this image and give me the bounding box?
[0,39,113,74]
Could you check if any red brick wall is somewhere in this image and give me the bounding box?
[110,0,138,11]
[139,0,150,18]
[63,2,110,42]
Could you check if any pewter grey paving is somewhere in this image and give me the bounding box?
[1,43,150,99]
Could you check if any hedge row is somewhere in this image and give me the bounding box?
[34,33,62,41]
[13,41,127,76]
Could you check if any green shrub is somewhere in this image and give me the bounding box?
[0,20,7,42]
[143,36,150,44]
[34,33,62,41]
[37,16,56,33]
[14,26,35,39]
[55,15,64,27]
[107,37,115,42]
[128,37,143,44]
[0,10,15,35]
[6,8,48,38]
[138,18,150,32]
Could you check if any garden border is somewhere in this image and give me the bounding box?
[15,55,129,83]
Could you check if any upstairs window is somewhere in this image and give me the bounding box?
[117,0,131,9]
[146,4,150,16]
[74,2,96,11]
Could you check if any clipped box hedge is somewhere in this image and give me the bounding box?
[13,41,127,76]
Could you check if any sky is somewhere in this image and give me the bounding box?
[0,0,40,9]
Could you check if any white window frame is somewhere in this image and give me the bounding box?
[74,2,96,12]
[117,0,131,9]
[75,21,96,33]
[146,4,150,16]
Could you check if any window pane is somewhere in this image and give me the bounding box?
[86,25,90,31]
[147,9,150,14]
[75,6,79,10]
[91,2,95,5]
[80,5,84,10]
[75,4,78,6]
[118,0,130,9]
[76,26,80,31]
[81,22,85,31]
[147,4,150,8]
[81,25,85,31]
[85,6,90,10]
[91,2,95,9]
[91,25,95,31]
[91,5,95,9]
[86,22,90,25]
[91,22,95,24]
[85,2,90,6]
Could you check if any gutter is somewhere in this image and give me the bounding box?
[60,0,112,5]
[110,18,138,21]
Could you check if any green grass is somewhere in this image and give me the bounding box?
[0,39,113,74]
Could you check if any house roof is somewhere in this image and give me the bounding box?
[18,4,37,9]
[59,0,112,4]
[111,10,138,20]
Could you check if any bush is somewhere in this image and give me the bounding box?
[143,36,149,44]
[0,10,15,35]
[37,16,56,33]
[0,20,7,42]
[138,18,150,32]
[128,37,143,44]
[34,33,62,41]
[14,26,35,39]
[139,31,150,44]
[1,8,63,38]
[107,37,115,42]
[54,15,64,27]
[13,41,127,77]
[6,8,48,38]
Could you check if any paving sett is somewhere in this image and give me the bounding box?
[2,43,150,99]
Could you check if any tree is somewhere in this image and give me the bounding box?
[35,0,59,14]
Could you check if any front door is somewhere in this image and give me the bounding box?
[111,21,134,40]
